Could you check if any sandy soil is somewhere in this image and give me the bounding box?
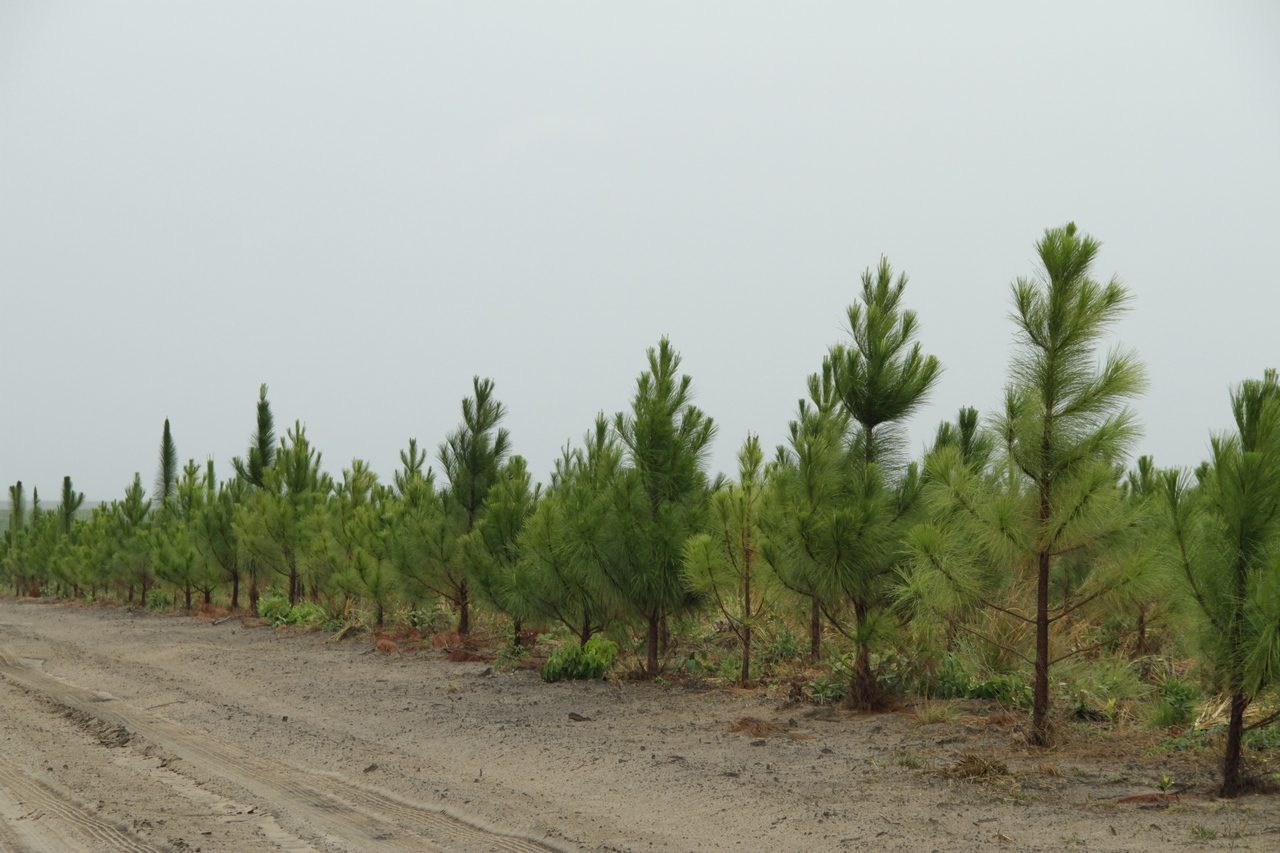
[0,600,1276,852]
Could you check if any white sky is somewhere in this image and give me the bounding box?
[2,2,1278,500]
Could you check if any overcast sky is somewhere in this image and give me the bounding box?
[2,2,1278,501]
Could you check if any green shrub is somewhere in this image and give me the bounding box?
[408,605,452,634]
[540,636,619,682]
[145,589,172,612]
[284,601,326,626]
[258,593,291,625]
[970,674,1033,709]
[808,674,846,704]
[759,626,802,666]
[1151,676,1199,728]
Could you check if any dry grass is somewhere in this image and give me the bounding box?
[728,716,784,738]
[944,752,1010,779]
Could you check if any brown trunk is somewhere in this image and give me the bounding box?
[740,624,752,686]
[288,566,299,606]
[203,587,212,605]
[184,585,192,611]
[579,616,593,647]
[1221,691,1248,797]
[1135,606,1148,654]
[512,618,522,648]
[458,582,470,635]
[659,616,671,657]
[128,584,135,603]
[141,575,150,606]
[646,613,660,676]
[230,571,240,610]
[809,597,821,661]
[1031,547,1051,746]
[848,598,880,710]
[249,578,260,615]
[375,601,384,630]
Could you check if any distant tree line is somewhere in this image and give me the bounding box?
[4,223,1277,797]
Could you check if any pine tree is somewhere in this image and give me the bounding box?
[762,358,848,662]
[513,416,624,646]
[684,434,776,685]
[235,422,332,605]
[466,455,540,643]
[609,338,716,676]
[1162,370,1280,797]
[233,384,276,488]
[156,418,178,505]
[906,223,1150,745]
[7,481,24,536]
[433,377,511,634]
[56,476,85,595]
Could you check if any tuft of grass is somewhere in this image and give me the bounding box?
[912,700,953,726]
[1190,825,1217,842]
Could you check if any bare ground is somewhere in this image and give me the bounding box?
[0,600,1276,851]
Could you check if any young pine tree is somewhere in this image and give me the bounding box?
[156,419,178,506]
[434,377,511,634]
[466,455,540,644]
[683,434,777,685]
[906,223,1150,745]
[609,337,716,676]
[512,416,624,646]
[1162,370,1280,797]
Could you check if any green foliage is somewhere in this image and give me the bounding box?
[759,624,802,667]
[258,591,292,624]
[683,434,776,684]
[1151,675,1199,728]
[807,674,846,705]
[905,222,1149,745]
[1162,369,1280,794]
[156,418,178,505]
[145,588,172,612]
[283,600,326,626]
[609,337,716,675]
[539,636,619,682]
[407,605,452,634]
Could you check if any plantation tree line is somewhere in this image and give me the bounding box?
[3,223,1278,797]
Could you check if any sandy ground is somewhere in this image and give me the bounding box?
[0,600,1276,851]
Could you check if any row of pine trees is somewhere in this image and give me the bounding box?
[4,223,1279,797]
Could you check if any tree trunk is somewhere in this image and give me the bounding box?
[848,599,880,709]
[646,613,660,676]
[659,616,671,657]
[740,624,752,686]
[184,585,192,611]
[512,618,522,648]
[231,571,240,610]
[457,582,470,635]
[1221,691,1249,797]
[288,565,299,606]
[141,575,150,606]
[1031,547,1051,746]
[376,601,384,630]
[579,616,593,647]
[809,597,821,661]
[203,587,212,605]
[1135,606,1148,655]
[249,578,260,615]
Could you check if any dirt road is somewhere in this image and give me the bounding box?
[0,600,1274,851]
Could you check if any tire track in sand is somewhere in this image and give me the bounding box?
[0,646,557,852]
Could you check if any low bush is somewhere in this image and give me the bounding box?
[1151,675,1199,728]
[145,589,172,612]
[258,593,291,625]
[540,636,619,682]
